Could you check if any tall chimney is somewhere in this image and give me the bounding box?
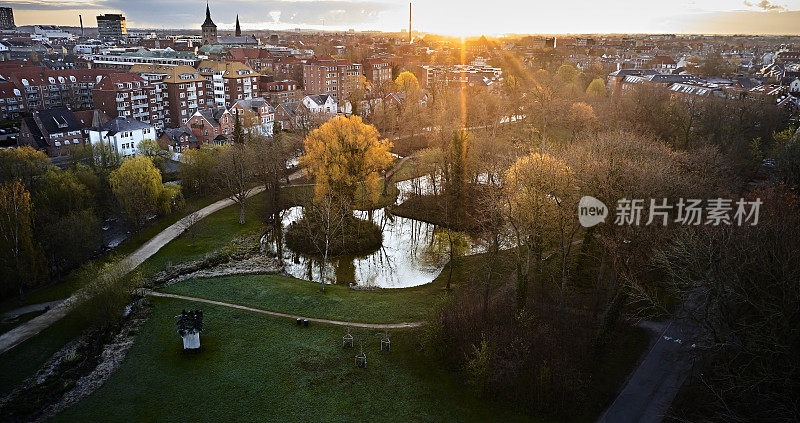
[79,15,84,38]
[408,2,412,44]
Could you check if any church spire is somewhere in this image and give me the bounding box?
[235,14,241,37]
[202,1,216,28]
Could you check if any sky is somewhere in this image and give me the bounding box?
[5,0,800,35]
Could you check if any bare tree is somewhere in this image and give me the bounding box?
[215,143,257,225]
[177,211,205,247]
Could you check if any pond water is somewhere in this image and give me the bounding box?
[263,176,480,288]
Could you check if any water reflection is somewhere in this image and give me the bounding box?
[269,206,460,288]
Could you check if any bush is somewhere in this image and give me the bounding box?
[72,259,142,329]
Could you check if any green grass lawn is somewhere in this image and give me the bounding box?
[53,297,533,423]
[161,274,447,324]
[135,192,272,279]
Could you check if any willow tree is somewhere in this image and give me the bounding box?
[296,115,393,290]
[109,156,178,234]
[299,115,394,210]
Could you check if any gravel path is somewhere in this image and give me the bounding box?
[145,290,423,329]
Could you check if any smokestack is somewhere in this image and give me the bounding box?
[79,15,84,38]
[408,2,412,44]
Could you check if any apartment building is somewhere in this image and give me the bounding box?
[229,97,275,136]
[196,60,260,109]
[259,79,303,105]
[130,64,208,127]
[19,108,105,157]
[303,58,363,100]
[363,58,392,86]
[92,73,165,130]
[88,117,157,158]
[0,67,114,113]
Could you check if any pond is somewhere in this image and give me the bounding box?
[263,176,479,288]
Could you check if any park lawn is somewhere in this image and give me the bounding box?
[53,297,534,423]
[159,243,518,325]
[161,274,447,324]
[135,191,272,279]
[0,310,93,397]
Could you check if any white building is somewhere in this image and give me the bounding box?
[229,98,275,137]
[33,25,76,41]
[302,94,337,115]
[88,117,157,158]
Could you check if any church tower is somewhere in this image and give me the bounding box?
[201,2,218,45]
[235,15,241,37]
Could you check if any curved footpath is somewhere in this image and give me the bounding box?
[0,156,416,356]
[145,291,423,329]
[0,186,267,355]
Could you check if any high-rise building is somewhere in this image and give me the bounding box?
[201,4,218,45]
[96,14,127,40]
[0,7,15,30]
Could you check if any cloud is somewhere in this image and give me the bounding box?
[743,0,786,11]
[8,0,399,28]
[682,10,799,34]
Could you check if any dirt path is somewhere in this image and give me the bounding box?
[145,291,423,329]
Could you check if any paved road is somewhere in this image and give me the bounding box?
[146,291,423,329]
[597,299,703,423]
[0,186,271,355]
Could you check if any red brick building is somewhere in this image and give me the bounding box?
[187,107,234,146]
[259,79,303,105]
[303,58,363,100]
[363,58,391,87]
[131,64,208,127]
[0,67,115,114]
[92,73,165,130]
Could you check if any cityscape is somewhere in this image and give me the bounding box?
[0,1,799,422]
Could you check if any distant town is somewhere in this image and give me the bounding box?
[0,4,797,158]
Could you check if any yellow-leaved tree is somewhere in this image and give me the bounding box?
[585,78,607,98]
[299,115,394,209]
[504,152,577,311]
[394,71,421,100]
[110,156,183,234]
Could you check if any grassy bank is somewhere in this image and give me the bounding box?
[54,297,533,423]
[161,274,446,324]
